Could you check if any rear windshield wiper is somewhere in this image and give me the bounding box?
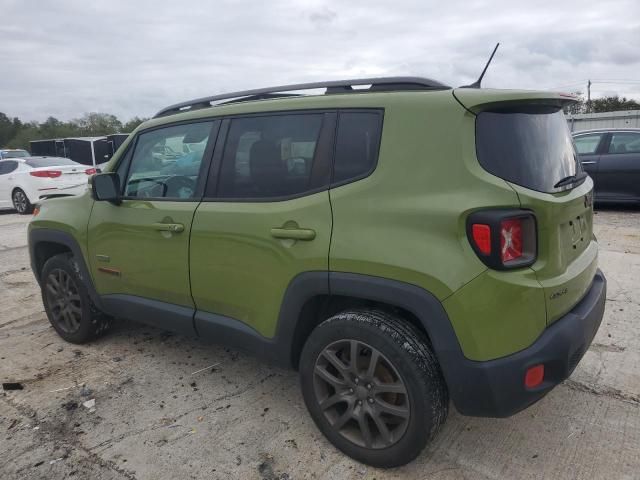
[554,171,587,189]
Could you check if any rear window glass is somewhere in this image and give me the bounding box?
[476,107,580,193]
[26,158,80,168]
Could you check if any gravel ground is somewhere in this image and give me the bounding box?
[1,207,639,480]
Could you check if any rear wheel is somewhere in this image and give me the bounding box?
[12,188,32,214]
[299,309,448,467]
[41,253,111,343]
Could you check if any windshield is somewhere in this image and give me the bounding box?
[476,106,581,193]
[2,150,30,158]
[26,158,81,168]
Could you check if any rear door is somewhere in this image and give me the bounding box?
[0,161,18,208]
[87,120,218,334]
[189,111,335,339]
[596,131,640,201]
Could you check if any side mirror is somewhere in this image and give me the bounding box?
[92,172,121,204]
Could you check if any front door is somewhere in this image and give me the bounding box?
[574,131,605,195]
[87,120,219,331]
[190,112,336,338]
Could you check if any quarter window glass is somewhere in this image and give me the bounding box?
[0,161,18,174]
[218,114,323,198]
[333,112,383,184]
[123,122,214,199]
[608,132,640,154]
[574,134,603,154]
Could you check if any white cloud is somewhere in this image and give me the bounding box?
[1,0,638,121]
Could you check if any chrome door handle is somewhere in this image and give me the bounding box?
[581,161,596,165]
[270,227,316,241]
[151,222,184,233]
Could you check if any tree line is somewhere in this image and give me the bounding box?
[2,95,639,151]
[0,112,147,151]
[563,94,640,115]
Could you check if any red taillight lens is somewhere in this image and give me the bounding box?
[467,210,536,270]
[500,218,523,263]
[30,170,62,178]
[524,364,545,388]
[85,168,97,175]
[471,224,492,255]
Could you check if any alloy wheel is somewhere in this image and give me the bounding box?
[44,269,83,334]
[313,339,410,449]
[13,190,27,213]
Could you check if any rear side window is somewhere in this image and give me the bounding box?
[573,133,603,154]
[476,107,580,193]
[0,160,18,174]
[608,132,640,154]
[217,113,326,199]
[332,111,383,185]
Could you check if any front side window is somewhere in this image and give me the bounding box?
[573,133,603,154]
[217,114,324,199]
[608,132,640,154]
[122,122,214,199]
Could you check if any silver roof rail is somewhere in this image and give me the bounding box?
[154,76,450,118]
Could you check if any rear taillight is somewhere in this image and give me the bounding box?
[30,170,62,178]
[85,168,97,175]
[467,210,537,270]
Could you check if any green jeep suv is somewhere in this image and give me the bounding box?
[28,77,606,467]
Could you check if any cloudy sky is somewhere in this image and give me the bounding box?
[1,0,639,122]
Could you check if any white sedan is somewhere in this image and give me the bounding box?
[0,157,97,214]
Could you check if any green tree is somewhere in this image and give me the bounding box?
[122,116,147,133]
[591,96,640,113]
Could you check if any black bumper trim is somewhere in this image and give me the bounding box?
[446,269,606,417]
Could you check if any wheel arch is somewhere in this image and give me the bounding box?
[277,272,465,379]
[28,228,102,308]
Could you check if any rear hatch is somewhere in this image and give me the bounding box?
[456,89,598,324]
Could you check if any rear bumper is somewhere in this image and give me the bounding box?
[448,269,606,417]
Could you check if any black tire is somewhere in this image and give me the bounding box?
[12,188,33,214]
[299,309,448,468]
[41,253,111,343]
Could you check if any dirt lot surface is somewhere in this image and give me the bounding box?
[1,208,639,480]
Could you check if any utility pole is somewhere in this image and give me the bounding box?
[587,79,592,113]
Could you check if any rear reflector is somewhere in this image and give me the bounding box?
[30,170,62,178]
[471,224,492,255]
[524,364,545,388]
[85,168,97,175]
[500,218,523,262]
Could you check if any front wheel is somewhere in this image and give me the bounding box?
[41,253,111,343]
[12,188,32,214]
[299,309,448,468]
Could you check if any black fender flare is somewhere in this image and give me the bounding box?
[28,228,103,309]
[274,272,466,392]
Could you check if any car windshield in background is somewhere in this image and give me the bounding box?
[3,150,30,158]
[26,158,81,168]
[476,106,581,193]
